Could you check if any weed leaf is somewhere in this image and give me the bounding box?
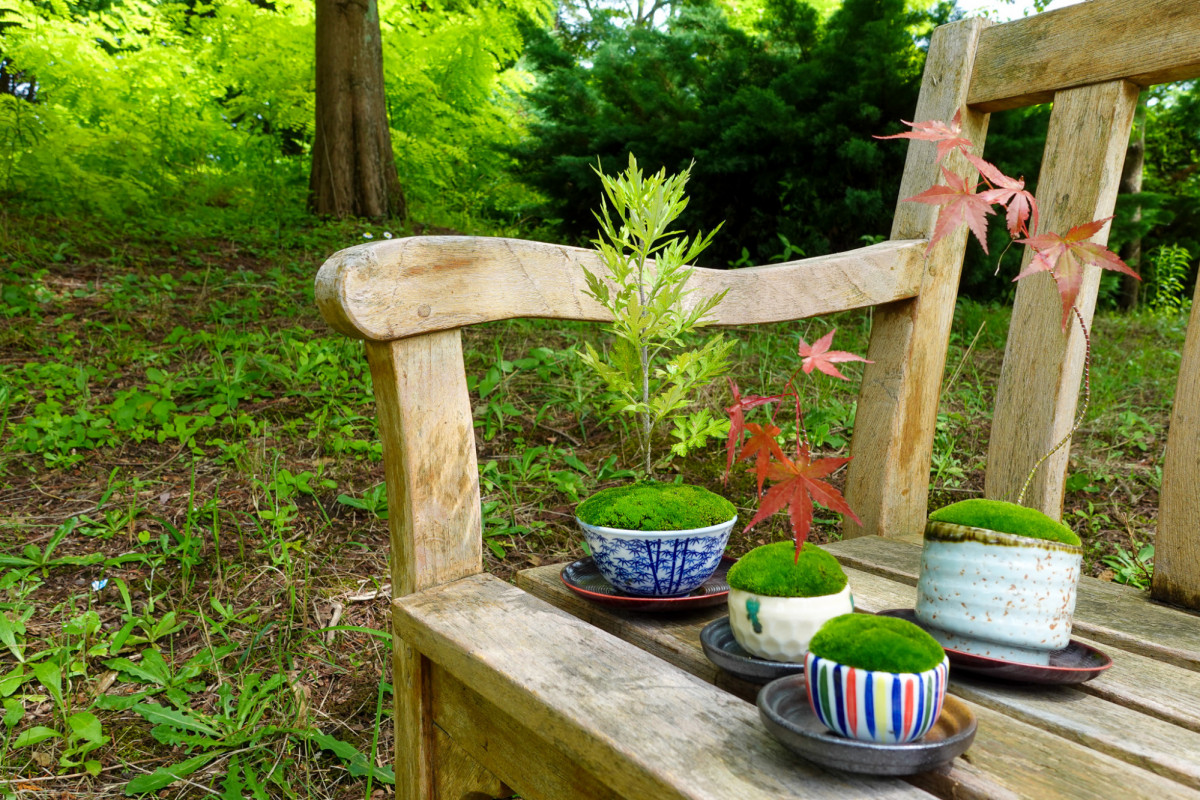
[310,731,396,784]
[13,725,61,748]
[0,613,24,662]
[125,752,218,795]
[32,661,63,708]
[132,702,220,737]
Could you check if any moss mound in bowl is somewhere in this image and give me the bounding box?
[928,498,1081,547]
[809,614,945,673]
[725,541,847,598]
[575,482,736,531]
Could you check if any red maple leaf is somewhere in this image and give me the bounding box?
[966,153,1039,238]
[724,379,784,481]
[1015,217,1140,330]
[738,422,787,497]
[743,448,861,556]
[797,329,871,380]
[874,110,972,164]
[905,166,996,255]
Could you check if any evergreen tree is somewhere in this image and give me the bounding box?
[515,0,932,267]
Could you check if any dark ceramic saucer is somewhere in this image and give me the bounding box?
[877,609,1113,684]
[559,556,733,612]
[758,674,977,776]
[700,617,805,684]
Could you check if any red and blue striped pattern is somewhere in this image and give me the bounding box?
[804,652,949,743]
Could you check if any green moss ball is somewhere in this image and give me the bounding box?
[928,498,1081,547]
[725,541,847,598]
[575,482,736,531]
[809,614,946,673]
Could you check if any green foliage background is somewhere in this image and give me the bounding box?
[0,0,552,236]
[0,0,1197,297]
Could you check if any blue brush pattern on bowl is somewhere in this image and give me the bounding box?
[576,516,736,597]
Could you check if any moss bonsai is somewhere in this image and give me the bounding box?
[808,614,945,674]
[576,482,735,532]
[929,498,1081,547]
[726,541,847,598]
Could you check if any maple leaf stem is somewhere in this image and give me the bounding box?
[1016,304,1091,506]
[785,380,810,453]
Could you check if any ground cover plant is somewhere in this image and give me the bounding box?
[0,205,1188,794]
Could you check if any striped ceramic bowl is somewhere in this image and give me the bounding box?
[804,652,950,744]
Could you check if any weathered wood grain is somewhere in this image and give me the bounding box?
[517,560,1200,798]
[968,0,1200,112]
[939,703,1200,800]
[367,332,485,800]
[516,568,759,701]
[431,666,622,800]
[844,17,990,541]
[366,334,481,596]
[315,236,927,341]
[394,574,932,800]
[824,536,1200,671]
[1152,277,1200,610]
[433,723,509,800]
[985,80,1139,517]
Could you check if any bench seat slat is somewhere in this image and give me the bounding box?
[519,561,1200,799]
[393,573,933,800]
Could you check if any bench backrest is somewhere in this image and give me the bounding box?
[316,0,1200,608]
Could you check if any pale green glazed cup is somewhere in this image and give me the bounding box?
[915,521,1083,666]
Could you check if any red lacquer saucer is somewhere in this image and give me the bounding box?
[559,556,734,612]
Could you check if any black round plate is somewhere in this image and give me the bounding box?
[700,617,805,684]
[877,609,1113,684]
[559,556,733,612]
[758,674,977,776]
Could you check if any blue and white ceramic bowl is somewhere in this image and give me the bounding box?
[805,652,950,744]
[576,516,736,597]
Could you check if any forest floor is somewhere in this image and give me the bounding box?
[0,211,1184,797]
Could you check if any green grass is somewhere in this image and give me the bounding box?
[0,209,1189,795]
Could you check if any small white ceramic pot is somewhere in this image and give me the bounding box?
[727,585,854,662]
[805,651,950,743]
[577,516,736,597]
[915,521,1083,666]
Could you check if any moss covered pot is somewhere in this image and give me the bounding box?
[575,483,736,597]
[805,614,949,743]
[915,499,1083,666]
[725,542,853,662]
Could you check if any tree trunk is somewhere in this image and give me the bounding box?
[309,0,406,220]
[1117,93,1147,310]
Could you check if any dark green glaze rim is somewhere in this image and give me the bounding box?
[924,521,1083,555]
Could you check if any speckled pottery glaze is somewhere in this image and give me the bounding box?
[727,586,854,662]
[576,516,735,597]
[915,521,1083,666]
[804,652,950,744]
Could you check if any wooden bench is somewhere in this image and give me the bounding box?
[315,2,1200,796]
